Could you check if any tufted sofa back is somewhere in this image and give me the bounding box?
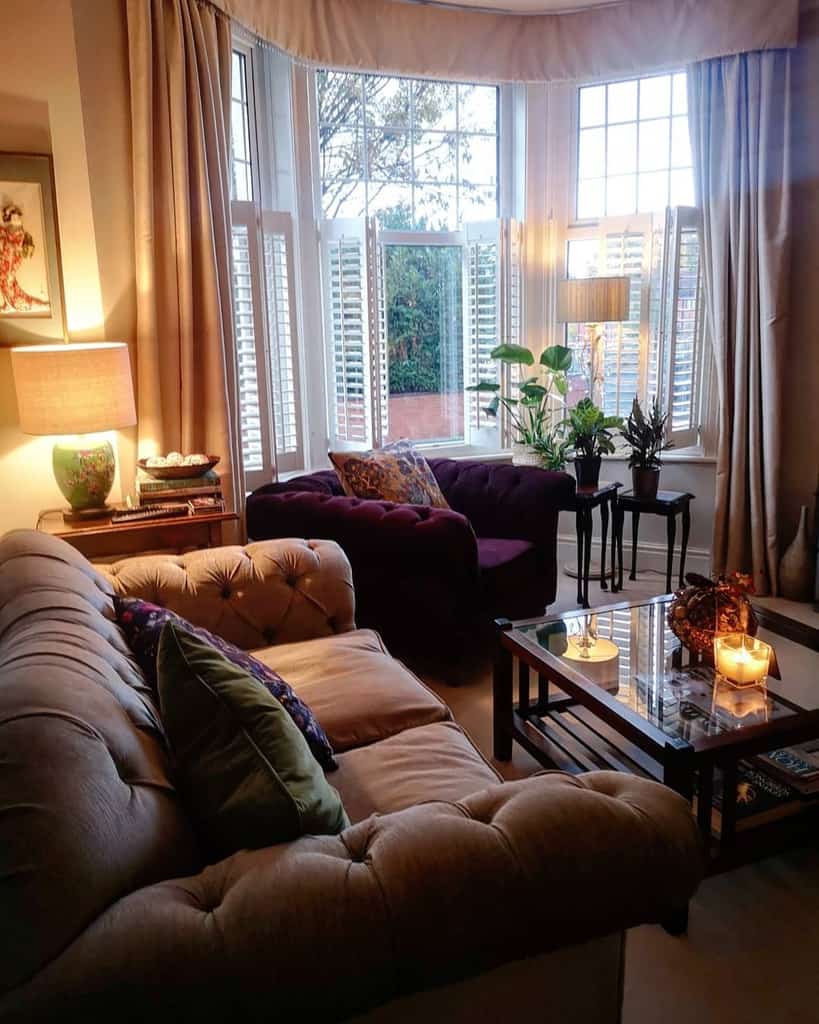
[0,529,200,993]
[98,538,356,648]
[0,529,356,997]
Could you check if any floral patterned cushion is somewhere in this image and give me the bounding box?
[114,596,336,771]
[329,439,450,509]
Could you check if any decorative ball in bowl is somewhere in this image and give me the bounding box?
[667,572,757,656]
[137,452,220,480]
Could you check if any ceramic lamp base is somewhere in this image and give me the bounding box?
[52,437,116,514]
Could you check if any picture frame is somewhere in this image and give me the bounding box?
[0,152,67,346]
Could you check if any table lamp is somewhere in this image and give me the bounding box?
[556,277,630,404]
[11,342,136,521]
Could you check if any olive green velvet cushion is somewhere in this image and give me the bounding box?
[157,622,349,857]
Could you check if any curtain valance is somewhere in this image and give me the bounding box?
[211,0,798,82]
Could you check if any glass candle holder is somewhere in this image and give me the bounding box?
[713,633,772,688]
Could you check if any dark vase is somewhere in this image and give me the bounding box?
[632,467,660,500]
[574,455,602,487]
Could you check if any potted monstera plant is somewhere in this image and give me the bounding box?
[620,396,673,500]
[562,397,622,487]
[466,343,573,468]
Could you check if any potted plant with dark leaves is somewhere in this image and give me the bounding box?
[620,396,673,500]
[563,397,622,487]
[466,343,573,467]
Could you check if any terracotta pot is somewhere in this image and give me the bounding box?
[632,467,660,501]
[573,455,601,487]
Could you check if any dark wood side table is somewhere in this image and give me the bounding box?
[561,481,622,609]
[37,509,239,561]
[613,489,694,594]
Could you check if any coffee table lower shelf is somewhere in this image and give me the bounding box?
[510,698,819,875]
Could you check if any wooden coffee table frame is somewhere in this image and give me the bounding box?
[493,595,819,876]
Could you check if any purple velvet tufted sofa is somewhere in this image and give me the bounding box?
[246,459,575,652]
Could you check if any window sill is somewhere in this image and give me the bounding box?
[600,450,716,466]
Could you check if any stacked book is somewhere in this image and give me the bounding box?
[137,470,225,516]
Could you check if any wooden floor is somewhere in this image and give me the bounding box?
[415,566,819,1024]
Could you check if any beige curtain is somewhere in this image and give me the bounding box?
[127,0,242,529]
[688,52,792,594]
[212,0,798,83]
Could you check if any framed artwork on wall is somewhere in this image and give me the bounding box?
[0,152,66,345]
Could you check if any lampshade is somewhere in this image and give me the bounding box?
[11,342,136,436]
[556,276,630,324]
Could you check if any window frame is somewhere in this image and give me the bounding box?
[551,73,715,458]
[310,68,518,460]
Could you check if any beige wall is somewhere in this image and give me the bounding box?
[0,0,134,534]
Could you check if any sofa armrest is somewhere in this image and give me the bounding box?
[430,459,575,546]
[97,538,355,648]
[1,772,702,1022]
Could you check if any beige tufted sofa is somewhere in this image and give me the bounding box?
[0,529,702,1023]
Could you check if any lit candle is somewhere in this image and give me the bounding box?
[714,633,772,687]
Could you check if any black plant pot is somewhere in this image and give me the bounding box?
[632,467,660,500]
[573,455,602,488]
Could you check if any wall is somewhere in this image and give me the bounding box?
[0,0,134,534]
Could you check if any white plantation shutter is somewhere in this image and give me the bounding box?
[646,214,666,403]
[601,229,649,419]
[463,220,502,446]
[230,203,275,487]
[657,206,703,448]
[261,211,304,473]
[321,218,385,450]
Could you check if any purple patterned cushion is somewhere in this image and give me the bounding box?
[114,596,336,771]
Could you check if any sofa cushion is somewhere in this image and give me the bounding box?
[330,721,501,823]
[253,629,451,753]
[115,596,336,770]
[476,537,545,619]
[158,624,348,859]
[329,440,450,508]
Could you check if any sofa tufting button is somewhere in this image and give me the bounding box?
[285,574,298,587]
[263,627,276,644]
[221,585,231,599]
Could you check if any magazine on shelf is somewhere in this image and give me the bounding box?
[137,469,220,493]
[756,740,819,795]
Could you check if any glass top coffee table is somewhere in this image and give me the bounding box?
[493,596,819,872]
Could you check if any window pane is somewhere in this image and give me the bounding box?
[606,174,636,215]
[672,72,688,116]
[579,84,606,127]
[413,80,456,130]
[414,131,457,183]
[577,178,605,219]
[639,118,670,171]
[567,238,599,278]
[368,128,411,181]
[414,184,458,230]
[320,125,363,182]
[607,122,637,175]
[460,185,498,224]
[458,84,497,133]
[607,79,637,123]
[322,181,366,219]
[640,75,671,119]
[369,184,414,228]
[671,116,691,168]
[578,127,605,181]
[670,168,695,207]
[638,170,668,213]
[384,245,464,444]
[318,71,361,125]
[459,134,497,186]
[364,75,410,127]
